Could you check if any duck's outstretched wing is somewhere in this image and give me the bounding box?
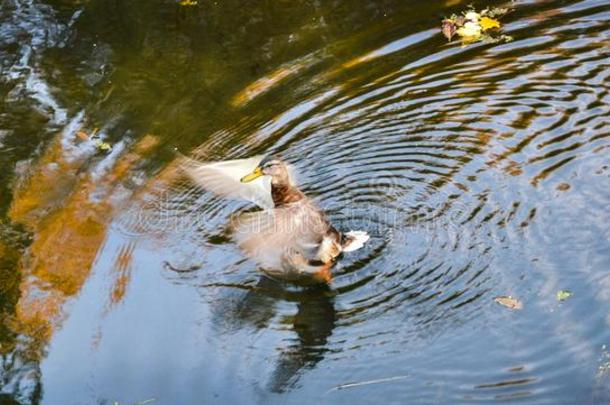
[180,155,274,209]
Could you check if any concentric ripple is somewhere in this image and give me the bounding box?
[130,0,610,400]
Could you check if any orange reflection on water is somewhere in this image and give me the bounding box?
[108,241,136,308]
[230,55,318,108]
[8,133,159,354]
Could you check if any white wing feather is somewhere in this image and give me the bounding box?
[180,155,274,209]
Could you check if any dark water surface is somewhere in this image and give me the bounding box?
[1,0,609,403]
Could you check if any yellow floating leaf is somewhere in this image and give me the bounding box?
[179,0,197,6]
[480,17,501,31]
[556,290,573,301]
[95,140,112,151]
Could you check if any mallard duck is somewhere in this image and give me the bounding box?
[181,155,369,285]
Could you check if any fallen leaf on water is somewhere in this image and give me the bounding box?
[480,34,513,44]
[480,16,501,31]
[76,128,99,142]
[482,7,510,18]
[441,6,511,45]
[556,290,573,301]
[457,21,482,39]
[179,0,197,6]
[441,19,456,41]
[94,140,112,152]
[464,11,481,21]
[494,295,523,310]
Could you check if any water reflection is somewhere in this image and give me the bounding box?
[203,276,336,392]
[271,287,335,393]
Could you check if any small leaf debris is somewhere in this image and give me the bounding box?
[556,290,573,301]
[441,7,512,45]
[75,128,112,152]
[494,295,523,310]
[95,140,112,152]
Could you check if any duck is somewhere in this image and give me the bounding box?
[181,155,369,285]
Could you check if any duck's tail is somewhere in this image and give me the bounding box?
[341,231,370,252]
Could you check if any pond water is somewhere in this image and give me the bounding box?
[1,0,609,403]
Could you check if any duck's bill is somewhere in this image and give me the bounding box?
[240,166,263,183]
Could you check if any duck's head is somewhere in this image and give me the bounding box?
[240,156,291,185]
